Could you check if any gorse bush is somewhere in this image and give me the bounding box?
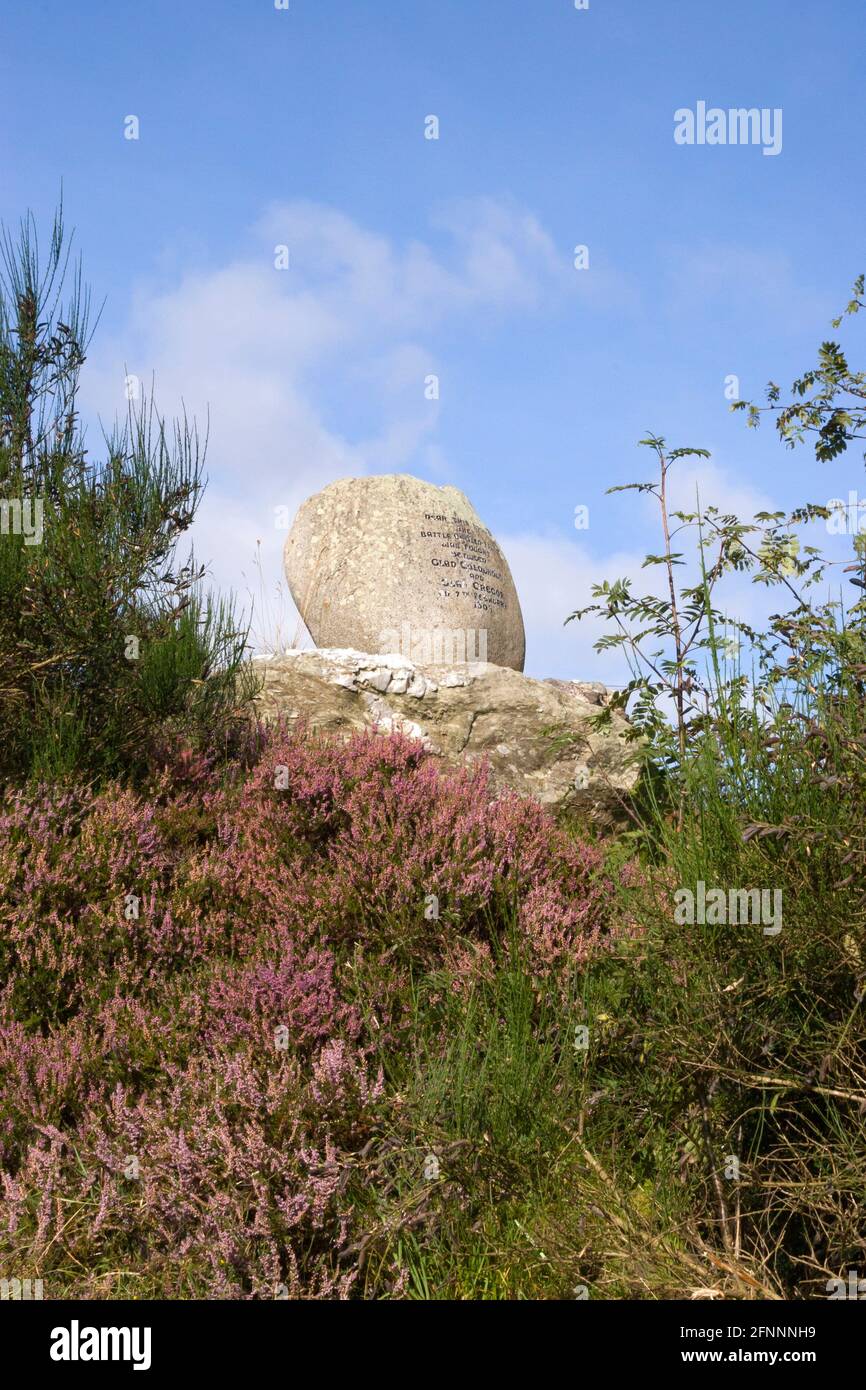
[0,206,255,782]
[0,727,622,1298]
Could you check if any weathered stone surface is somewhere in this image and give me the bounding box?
[283,474,526,672]
[252,648,638,824]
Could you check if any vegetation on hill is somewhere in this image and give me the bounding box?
[0,207,254,783]
[0,210,863,1298]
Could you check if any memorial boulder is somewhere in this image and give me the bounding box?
[283,475,526,671]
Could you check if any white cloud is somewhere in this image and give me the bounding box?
[500,531,646,682]
[504,448,799,683]
[80,197,571,618]
[662,455,776,523]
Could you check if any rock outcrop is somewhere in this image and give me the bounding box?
[252,648,638,825]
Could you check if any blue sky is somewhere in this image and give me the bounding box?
[3,0,864,677]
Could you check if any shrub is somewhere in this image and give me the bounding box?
[0,204,255,783]
[558,284,866,1297]
[0,727,617,1298]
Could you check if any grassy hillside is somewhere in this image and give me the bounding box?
[1,211,863,1300]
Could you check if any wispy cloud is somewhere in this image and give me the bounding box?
[81,197,574,616]
[78,201,793,679]
[663,244,832,331]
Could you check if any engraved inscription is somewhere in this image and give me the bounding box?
[420,512,509,612]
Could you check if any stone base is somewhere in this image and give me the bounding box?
[251,648,639,826]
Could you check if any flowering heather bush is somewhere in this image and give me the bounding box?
[0,727,619,1298]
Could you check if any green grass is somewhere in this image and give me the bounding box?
[343,670,866,1300]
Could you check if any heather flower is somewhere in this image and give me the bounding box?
[0,725,624,1297]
